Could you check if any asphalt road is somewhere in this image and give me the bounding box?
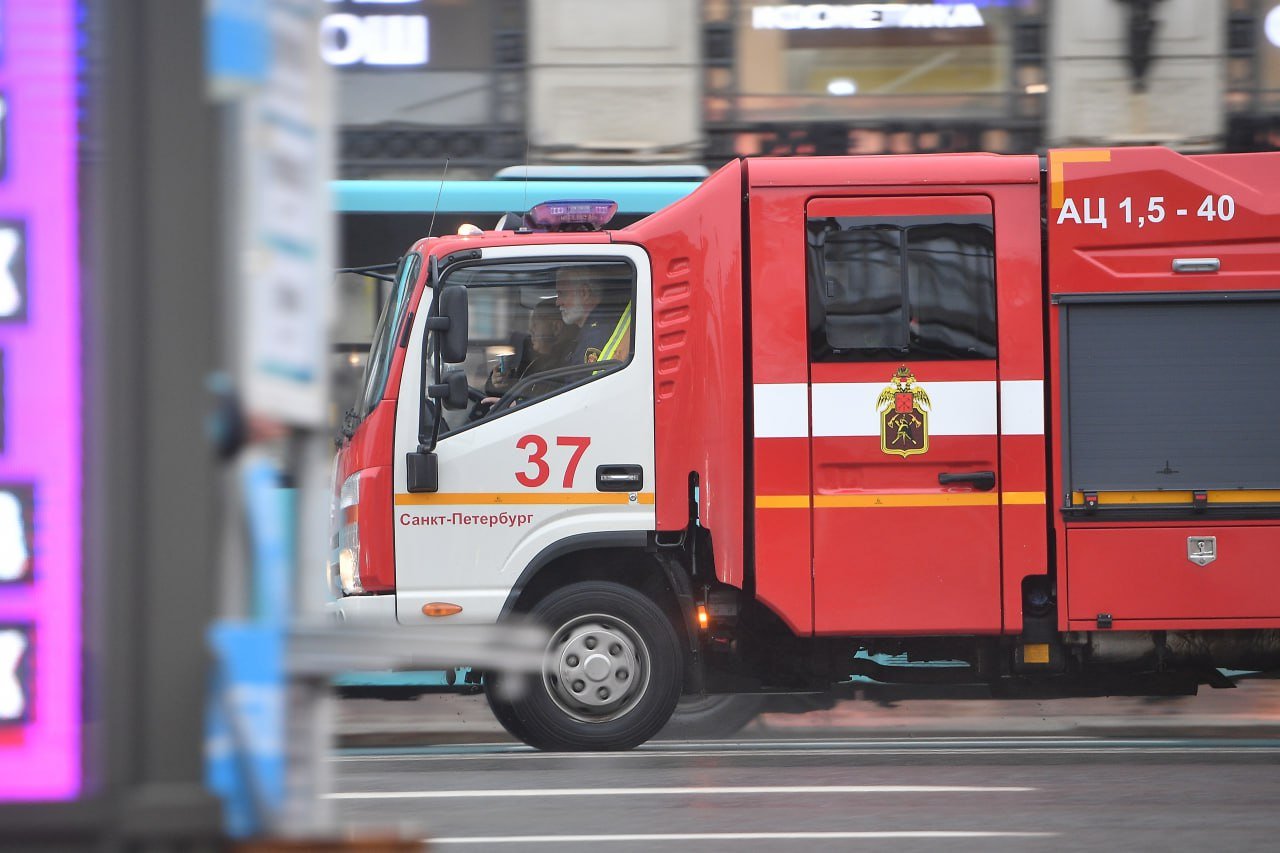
[329,735,1280,851]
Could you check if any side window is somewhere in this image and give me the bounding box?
[435,259,635,435]
[806,214,997,361]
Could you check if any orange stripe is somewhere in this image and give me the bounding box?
[755,495,810,509]
[1049,149,1112,209]
[757,491,1046,509]
[395,492,655,506]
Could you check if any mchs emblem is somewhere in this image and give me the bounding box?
[877,366,930,458]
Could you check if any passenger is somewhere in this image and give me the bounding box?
[554,266,632,366]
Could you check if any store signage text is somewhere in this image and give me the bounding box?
[752,3,986,30]
[0,220,25,322]
[320,12,428,66]
[0,626,31,723]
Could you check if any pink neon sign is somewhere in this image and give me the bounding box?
[0,0,83,800]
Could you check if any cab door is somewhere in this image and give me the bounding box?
[391,244,655,625]
[806,196,1002,635]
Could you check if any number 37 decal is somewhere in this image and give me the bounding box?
[516,435,591,488]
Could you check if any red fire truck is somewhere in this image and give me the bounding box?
[329,147,1280,751]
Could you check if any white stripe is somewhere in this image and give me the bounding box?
[428,831,1057,845]
[1000,379,1045,435]
[810,383,881,437]
[753,383,808,438]
[328,784,1034,800]
[810,381,996,437]
[760,380,1044,439]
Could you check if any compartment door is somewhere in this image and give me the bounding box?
[806,196,1003,635]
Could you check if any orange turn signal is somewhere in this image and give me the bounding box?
[697,605,709,630]
[422,602,463,617]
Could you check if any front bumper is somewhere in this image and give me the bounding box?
[325,593,397,627]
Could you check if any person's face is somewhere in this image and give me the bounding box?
[555,279,590,326]
[529,313,563,355]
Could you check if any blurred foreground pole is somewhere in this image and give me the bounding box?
[91,0,224,849]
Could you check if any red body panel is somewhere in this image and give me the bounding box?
[1066,523,1280,628]
[621,162,747,588]
[1047,147,1280,632]
[338,402,399,592]
[358,465,394,592]
[745,158,1046,636]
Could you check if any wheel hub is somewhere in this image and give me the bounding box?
[545,616,649,722]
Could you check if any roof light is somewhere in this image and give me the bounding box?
[457,223,483,236]
[526,199,618,231]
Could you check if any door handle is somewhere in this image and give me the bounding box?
[597,465,643,492]
[938,470,996,492]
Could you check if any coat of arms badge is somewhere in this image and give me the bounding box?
[877,365,930,457]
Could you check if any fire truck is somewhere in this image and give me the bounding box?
[329,147,1280,751]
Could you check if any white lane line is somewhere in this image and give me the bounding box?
[329,784,1035,800]
[427,830,1057,845]
[332,747,1280,765]
[333,740,1264,763]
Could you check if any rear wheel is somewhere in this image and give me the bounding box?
[511,581,683,751]
[659,693,766,740]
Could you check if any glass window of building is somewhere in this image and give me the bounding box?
[728,1,1028,120]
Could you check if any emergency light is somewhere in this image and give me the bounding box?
[525,199,618,231]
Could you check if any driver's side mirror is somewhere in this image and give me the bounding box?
[431,285,469,363]
[429,369,469,411]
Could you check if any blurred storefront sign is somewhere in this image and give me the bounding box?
[322,7,429,66]
[328,0,527,177]
[322,0,495,71]
[0,220,26,322]
[0,0,82,801]
[750,3,989,31]
[703,0,1043,160]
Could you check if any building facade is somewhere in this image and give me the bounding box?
[328,0,1280,176]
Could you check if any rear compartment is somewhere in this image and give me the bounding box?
[1047,147,1280,633]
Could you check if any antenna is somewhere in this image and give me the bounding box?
[426,157,450,239]
[522,136,531,213]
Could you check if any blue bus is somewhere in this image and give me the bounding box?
[335,170,706,269]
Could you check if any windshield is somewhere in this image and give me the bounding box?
[357,252,421,417]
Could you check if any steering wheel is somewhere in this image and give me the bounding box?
[490,360,623,416]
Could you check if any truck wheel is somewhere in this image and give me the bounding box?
[483,674,530,742]
[513,581,683,751]
[659,693,766,740]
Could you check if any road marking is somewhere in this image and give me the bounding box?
[426,830,1058,845]
[334,745,1280,764]
[329,784,1036,800]
[333,736,1280,762]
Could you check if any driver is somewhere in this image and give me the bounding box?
[486,300,575,397]
[554,266,632,366]
[473,301,576,418]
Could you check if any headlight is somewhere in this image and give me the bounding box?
[337,472,363,594]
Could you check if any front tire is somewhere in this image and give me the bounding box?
[483,673,530,742]
[511,581,683,751]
